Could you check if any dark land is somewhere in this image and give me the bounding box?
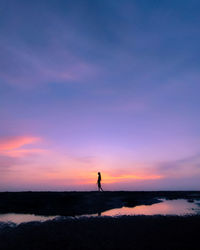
[0,191,200,216]
[0,191,200,250]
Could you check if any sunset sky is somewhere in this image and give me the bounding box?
[1,0,200,191]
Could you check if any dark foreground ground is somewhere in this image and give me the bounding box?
[1,191,200,250]
[0,191,200,216]
[1,215,200,250]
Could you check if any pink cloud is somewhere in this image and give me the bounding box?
[2,148,48,158]
[0,136,41,151]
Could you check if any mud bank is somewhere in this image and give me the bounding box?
[1,215,200,250]
[0,191,200,216]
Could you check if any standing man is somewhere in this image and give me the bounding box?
[97,172,103,191]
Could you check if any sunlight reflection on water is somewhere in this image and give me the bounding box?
[0,199,200,224]
[0,213,56,224]
[100,199,200,216]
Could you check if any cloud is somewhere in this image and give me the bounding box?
[0,135,44,175]
[0,41,97,88]
[0,155,18,173]
[0,135,45,166]
[2,148,48,158]
[99,173,162,184]
[0,136,40,151]
[155,153,200,178]
[74,169,163,185]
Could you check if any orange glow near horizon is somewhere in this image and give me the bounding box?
[0,135,164,189]
[84,172,163,184]
[44,171,163,186]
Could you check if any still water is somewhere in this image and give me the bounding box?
[0,213,56,224]
[100,199,200,216]
[0,199,200,224]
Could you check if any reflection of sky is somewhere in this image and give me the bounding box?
[1,1,200,190]
[102,199,200,216]
[1,199,199,223]
[0,213,56,224]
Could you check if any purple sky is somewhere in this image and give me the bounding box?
[1,0,200,191]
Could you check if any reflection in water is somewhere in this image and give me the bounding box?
[0,199,200,224]
[0,213,56,224]
[101,199,200,216]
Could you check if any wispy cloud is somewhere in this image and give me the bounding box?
[0,136,40,151]
[0,135,44,174]
[155,153,200,178]
[0,155,18,173]
[86,172,162,184]
[2,148,48,158]
[0,41,97,88]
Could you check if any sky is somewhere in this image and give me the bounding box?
[0,0,200,191]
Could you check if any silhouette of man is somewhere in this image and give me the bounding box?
[97,172,103,191]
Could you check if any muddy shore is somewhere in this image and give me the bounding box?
[1,215,200,250]
[1,191,200,250]
[0,191,200,216]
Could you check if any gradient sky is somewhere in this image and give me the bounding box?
[1,0,200,191]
